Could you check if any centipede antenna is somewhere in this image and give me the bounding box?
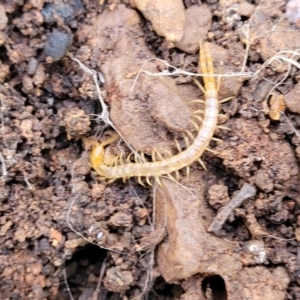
[192,78,206,94]
[190,99,205,104]
[198,158,207,171]
[211,137,223,143]
[174,139,181,152]
[146,176,152,186]
[175,170,180,181]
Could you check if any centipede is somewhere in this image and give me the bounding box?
[90,43,231,185]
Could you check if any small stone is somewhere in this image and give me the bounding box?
[284,82,300,114]
[42,0,83,24]
[237,2,255,18]
[44,29,72,61]
[133,0,185,42]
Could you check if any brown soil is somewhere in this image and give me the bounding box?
[1,0,300,299]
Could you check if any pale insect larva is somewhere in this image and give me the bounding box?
[90,43,229,185]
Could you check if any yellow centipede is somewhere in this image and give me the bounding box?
[90,43,230,185]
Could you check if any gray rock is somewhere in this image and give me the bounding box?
[42,0,83,24]
[44,29,72,61]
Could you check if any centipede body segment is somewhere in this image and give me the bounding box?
[90,43,228,185]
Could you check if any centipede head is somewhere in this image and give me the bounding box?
[199,42,218,98]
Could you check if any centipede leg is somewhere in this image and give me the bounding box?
[190,99,205,104]
[126,152,133,163]
[119,152,124,164]
[174,139,181,152]
[161,148,173,158]
[185,166,190,179]
[192,114,203,123]
[175,170,180,181]
[206,147,218,154]
[146,176,152,186]
[107,178,116,184]
[151,149,156,162]
[217,125,231,131]
[185,130,195,141]
[156,150,164,161]
[191,120,199,131]
[192,78,206,94]
[167,173,176,182]
[211,137,223,143]
[141,152,146,163]
[193,109,204,115]
[219,96,234,104]
[184,136,190,148]
[137,176,145,186]
[198,158,207,171]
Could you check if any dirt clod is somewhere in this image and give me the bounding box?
[133,0,186,42]
[44,29,72,61]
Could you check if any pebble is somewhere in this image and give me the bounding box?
[42,0,83,24]
[44,29,72,61]
[133,0,185,42]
